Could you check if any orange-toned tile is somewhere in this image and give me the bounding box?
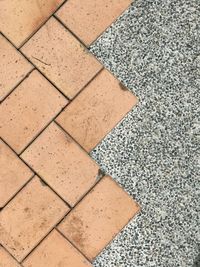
[56,69,138,152]
[0,176,69,261]
[0,0,64,47]
[21,17,102,99]
[0,140,33,208]
[0,34,33,101]
[0,70,67,154]
[56,0,132,46]
[58,175,140,260]
[22,230,91,267]
[21,122,99,206]
[0,246,21,267]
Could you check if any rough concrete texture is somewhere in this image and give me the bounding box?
[89,0,200,266]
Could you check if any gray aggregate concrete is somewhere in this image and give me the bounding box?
[89,0,200,266]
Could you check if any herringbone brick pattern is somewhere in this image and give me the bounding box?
[0,1,140,266]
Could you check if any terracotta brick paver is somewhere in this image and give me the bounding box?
[0,246,21,267]
[21,17,102,99]
[22,230,92,267]
[0,176,69,261]
[0,140,33,208]
[0,70,67,153]
[58,176,140,260]
[56,0,132,46]
[21,122,100,206]
[0,1,140,266]
[56,69,138,152]
[0,34,33,101]
[0,0,65,47]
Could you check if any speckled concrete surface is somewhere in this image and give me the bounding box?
[89,0,200,266]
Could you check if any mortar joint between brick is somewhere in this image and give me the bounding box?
[55,227,93,263]
[0,138,72,209]
[16,0,69,49]
[0,68,35,104]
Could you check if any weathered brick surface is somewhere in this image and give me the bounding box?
[0,1,139,265]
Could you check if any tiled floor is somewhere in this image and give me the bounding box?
[0,1,140,266]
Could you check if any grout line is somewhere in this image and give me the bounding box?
[17,0,69,49]
[56,228,92,263]
[0,215,68,265]
[19,51,71,102]
[68,67,104,101]
[0,32,71,102]
[53,14,88,48]
[0,68,35,104]
[0,137,105,264]
[61,13,136,97]
[56,174,140,264]
[1,69,104,158]
[0,2,140,265]
[53,14,105,69]
[0,173,35,210]
[51,15,137,99]
[56,170,105,215]
[1,137,105,214]
[0,137,71,210]
[0,171,105,265]
[22,123,106,211]
[0,30,104,105]
[0,245,23,266]
[53,120,89,154]
[1,136,106,220]
[20,213,91,264]
[0,1,133,106]
[19,209,70,264]
[17,177,106,264]
[17,102,69,156]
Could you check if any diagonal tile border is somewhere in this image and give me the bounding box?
[0,1,140,266]
[89,1,200,267]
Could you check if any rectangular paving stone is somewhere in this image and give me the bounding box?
[58,175,140,261]
[56,68,138,152]
[0,176,69,261]
[0,70,68,154]
[21,122,100,206]
[0,246,21,267]
[22,230,92,267]
[56,0,132,46]
[0,0,64,47]
[0,34,33,101]
[0,139,33,208]
[21,17,102,99]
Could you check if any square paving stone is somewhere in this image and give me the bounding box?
[56,69,138,152]
[0,176,69,261]
[58,175,140,260]
[21,17,102,99]
[0,70,67,153]
[21,122,100,206]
